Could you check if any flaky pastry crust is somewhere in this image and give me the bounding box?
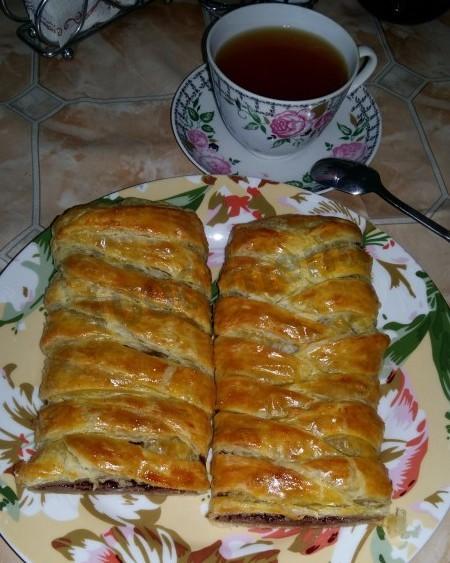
[14,198,214,494]
[209,214,392,526]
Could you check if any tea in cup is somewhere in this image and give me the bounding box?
[205,3,377,157]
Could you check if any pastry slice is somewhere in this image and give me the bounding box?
[209,214,392,525]
[14,198,214,494]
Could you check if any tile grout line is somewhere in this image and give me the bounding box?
[369,82,448,217]
[56,93,176,104]
[407,79,429,102]
[373,63,449,207]
[371,81,413,103]
[394,60,439,83]
[372,11,449,206]
[370,16,449,217]
[0,51,35,267]
[31,51,41,231]
[1,10,448,266]
[0,51,43,270]
[373,17,394,66]
[31,121,41,228]
[373,60,395,85]
[407,99,449,202]
[427,193,448,216]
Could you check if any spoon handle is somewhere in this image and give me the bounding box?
[377,185,450,242]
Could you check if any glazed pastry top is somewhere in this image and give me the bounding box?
[15,199,214,494]
[209,214,391,524]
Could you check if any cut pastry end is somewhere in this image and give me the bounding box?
[18,478,199,495]
[207,454,392,528]
[14,435,211,495]
[207,492,392,527]
[207,511,390,528]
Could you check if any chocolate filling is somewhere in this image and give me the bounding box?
[32,479,188,494]
[212,513,380,526]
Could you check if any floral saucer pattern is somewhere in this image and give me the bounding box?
[171,65,381,192]
[0,176,449,563]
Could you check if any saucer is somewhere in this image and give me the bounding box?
[171,64,382,192]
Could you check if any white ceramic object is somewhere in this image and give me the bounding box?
[206,3,377,157]
[0,176,449,563]
[171,64,381,191]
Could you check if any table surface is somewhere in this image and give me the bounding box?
[0,0,449,562]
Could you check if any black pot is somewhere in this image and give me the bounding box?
[358,0,450,24]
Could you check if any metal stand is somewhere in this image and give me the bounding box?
[1,0,154,59]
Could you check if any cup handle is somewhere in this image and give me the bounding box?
[348,46,377,94]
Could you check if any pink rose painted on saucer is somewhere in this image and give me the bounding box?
[187,128,209,149]
[194,149,232,175]
[270,110,312,139]
[332,141,367,160]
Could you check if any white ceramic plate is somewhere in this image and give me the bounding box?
[0,176,449,563]
[171,65,381,192]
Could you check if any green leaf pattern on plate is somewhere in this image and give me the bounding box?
[0,178,448,563]
[384,271,450,402]
[157,184,210,211]
[0,235,53,328]
[0,480,20,520]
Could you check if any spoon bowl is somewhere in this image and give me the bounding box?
[311,158,450,242]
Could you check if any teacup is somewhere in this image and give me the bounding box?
[205,3,377,158]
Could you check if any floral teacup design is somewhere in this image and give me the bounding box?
[206,4,377,157]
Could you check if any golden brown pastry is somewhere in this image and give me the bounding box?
[209,214,392,525]
[14,198,214,494]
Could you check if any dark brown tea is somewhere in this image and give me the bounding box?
[215,27,349,100]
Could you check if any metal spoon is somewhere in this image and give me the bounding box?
[310,158,450,242]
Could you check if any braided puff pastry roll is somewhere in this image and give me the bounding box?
[210,214,392,526]
[14,198,214,494]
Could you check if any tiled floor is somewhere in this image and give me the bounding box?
[0,3,449,562]
[1,0,449,305]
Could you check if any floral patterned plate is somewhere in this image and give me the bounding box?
[171,65,381,192]
[0,176,449,563]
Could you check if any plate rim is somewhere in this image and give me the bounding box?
[0,175,448,563]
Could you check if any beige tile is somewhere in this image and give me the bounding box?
[317,0,389,80]
[366,85,441,218]
[0,106,33,247]
[11,85,62,120]
[322,85,443,222]
[379,63,425,98]
[379,207,450,304]
[39,1,205,100]
[432,197,450,228]
[414,81,450,194]
[0,8,32,102]
[39,99,198,226]
[382,11,450,78]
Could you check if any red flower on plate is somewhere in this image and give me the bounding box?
[379,368,429,498]
[249,526,340,555]
[223,194,251,217]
